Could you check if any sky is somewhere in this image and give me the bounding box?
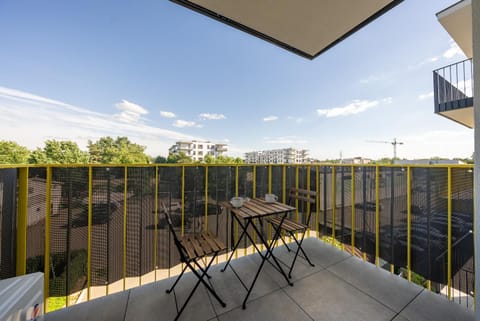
[0,0,474,160]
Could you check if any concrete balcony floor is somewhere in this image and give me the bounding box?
[46,238,474,321]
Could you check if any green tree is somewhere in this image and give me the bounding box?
[203,154,216,164]
[88,136,150,164]
[28,140,89,164]
[0,140,30,164]
[197,154,243,164]
[374,157,393,165]
[214,155,244,164]
[167,151,192,163]
[153,156,168,163]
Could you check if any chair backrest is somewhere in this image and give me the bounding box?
[288,188,317,225]
[161,202,189,261]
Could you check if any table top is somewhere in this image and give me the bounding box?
[220,198,296,220]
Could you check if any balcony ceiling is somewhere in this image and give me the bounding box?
[171,0,403,59]
[440,106,474,128]
[437,0,473,58]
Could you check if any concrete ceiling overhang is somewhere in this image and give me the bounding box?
[440,106,474,128]
[437,0,473,58]
[171,0,403,59]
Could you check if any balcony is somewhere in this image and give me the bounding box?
[0,164,475,319]
[45,238,473,321]
[433,58,474,127]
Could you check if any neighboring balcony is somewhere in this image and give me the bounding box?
[433,58,474,128]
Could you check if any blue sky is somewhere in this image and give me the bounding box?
[0,0,473,160]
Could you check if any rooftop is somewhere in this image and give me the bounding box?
[45,238,473,321]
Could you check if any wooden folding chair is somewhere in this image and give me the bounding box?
[268,188,316,278]
[162,203,226,321]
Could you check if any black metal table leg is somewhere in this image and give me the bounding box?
[240,211,294,309]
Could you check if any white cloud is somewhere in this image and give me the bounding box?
[173,120,202,128]
[263,115,278,122]
[114,99,148,123]
[360,73,384,84]
[317,98,391,118]
[199,113,226,120]
[0,86,202,156]
[287,116,304,124]
[443,41,463,59]
[457,79,473,97]
[418,91,434,100]
[408,56,440,70]
[401,129,473,159]
[160,111,176,118]
[263,136,307,145]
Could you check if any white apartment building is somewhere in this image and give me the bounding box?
[168,141,227,161]
[341,157,373,165]
[244,148,308,164]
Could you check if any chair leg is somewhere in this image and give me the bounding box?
[174,270,205,321]
[174,255,226,321]
[288,234,303,279]
[287,231,314,278]
[166,264,188,294]
[188,255,226,307]
[297,241,315,267]
[193,260,212,279]
[279,233,292,252]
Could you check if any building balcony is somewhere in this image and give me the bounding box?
[45,238,473,321]
[0,164,475,320]
[433,58,474,127]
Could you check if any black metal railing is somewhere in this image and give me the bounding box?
[0,164,475,312]
[433,58,473,112]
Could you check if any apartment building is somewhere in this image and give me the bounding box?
[340,157,373,165]
[244,148,308,164]
[168,140,227,161]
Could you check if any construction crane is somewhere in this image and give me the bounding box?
[367,138,404,160]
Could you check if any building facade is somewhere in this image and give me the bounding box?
[340,157,373,165]
[395,159,466,165]
[244,148,308,164]
[168,141,227,161]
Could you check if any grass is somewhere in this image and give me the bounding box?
[47,296,66,312]
[321,235,343,249]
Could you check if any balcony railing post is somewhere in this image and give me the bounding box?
[351,166,355,255]
[332,166,336,241]
[295,165,299,222]
[204,165,208,233]
[268,165,272,194]
[253,165,257,198]
[307,165,311,238]
[154,166,159,281]
[407,166,411,282]
[448,167,452,300]
[16,167,28,276]
[87,166,93,300]
[316,165,320,237]
[181,166,185,236]
[44,166,52,312]
[375,165,380,267]
[123,166,128,291]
